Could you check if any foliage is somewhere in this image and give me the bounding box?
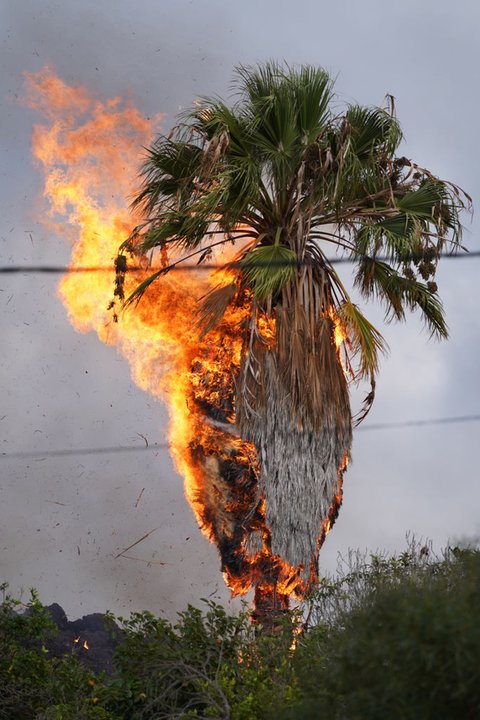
[102,602,296,719]
[121,61,470,381]
[0,583,109,719]
[2,543,480,718]
[283,543,480,719]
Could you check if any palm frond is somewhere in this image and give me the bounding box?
[345,106,402,158]
[196,282,238,336]
[355,258,448,337]
[134,139,202,214]
[398,178,465,248]
[396,180,444,217]
[291,65,333,142]
[355,217,419,264]
[240,244,296,300]
[337,301,388,378]
[235,60,284,105]
[123,268,167,308]
[140,216,189,251]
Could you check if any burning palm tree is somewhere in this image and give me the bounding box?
[119,62,468,615]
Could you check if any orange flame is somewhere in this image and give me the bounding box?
[25,68,347,611]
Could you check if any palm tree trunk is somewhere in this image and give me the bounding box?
[239,351,351,573]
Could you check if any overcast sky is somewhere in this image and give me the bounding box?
[1,0,479,620]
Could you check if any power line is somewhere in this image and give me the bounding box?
[356,413,480,432]
[2,413,479,460]
[0,443,169,460]
[1,251,480,275]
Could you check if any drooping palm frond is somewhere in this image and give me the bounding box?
[355,257,448,337]
[196,282,238,337]
[337,301,388,379]
[355,217,418,264]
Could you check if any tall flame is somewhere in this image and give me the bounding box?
[25,68,345,616]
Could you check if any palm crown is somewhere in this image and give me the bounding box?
[120,62,469,572]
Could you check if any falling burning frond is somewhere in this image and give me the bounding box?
[196,281,238,337]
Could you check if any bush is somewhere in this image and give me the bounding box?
[2,543,480,719]
[102,602,296,719]
[285,546,480,719]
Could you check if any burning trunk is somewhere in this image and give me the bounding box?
[185,296,307,608]
[185,280,351,616]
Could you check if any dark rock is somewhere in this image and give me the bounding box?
[43,604,123,676]
[45,602,68,630]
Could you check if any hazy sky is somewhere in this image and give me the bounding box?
[1,0,479,620]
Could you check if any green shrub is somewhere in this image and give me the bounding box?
[286,547,480,720]
[102,602,296,719]
[2,544,480,719]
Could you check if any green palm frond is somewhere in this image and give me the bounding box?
[193,102,250,157]
[141,210,211,252]
[140,216,189,251]
[355,258,448,337]
[240,243,296,300]
[134,139,203,214]
[397,179,464,247]
[235,60,284,106]
[337,301,388,378]
[237,63,334,190]
[345,106,402,158]
[397,181,444,217]
[291,65,333,142]
[355,216,420,265]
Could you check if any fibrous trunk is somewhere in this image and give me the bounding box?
[236,270,352,573]
[245,351,350,570]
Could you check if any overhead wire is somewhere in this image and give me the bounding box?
[1,250,480,275]
[1,414,479,461]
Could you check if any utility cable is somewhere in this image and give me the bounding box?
[1,251,480,274]
[356,413,480,431]
[2,414,479,460]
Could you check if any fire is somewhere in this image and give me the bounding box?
[25,68,348,617]
[319,452,349,546]
[73,636,89,650]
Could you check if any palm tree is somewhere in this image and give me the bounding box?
[119,62,468,585]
